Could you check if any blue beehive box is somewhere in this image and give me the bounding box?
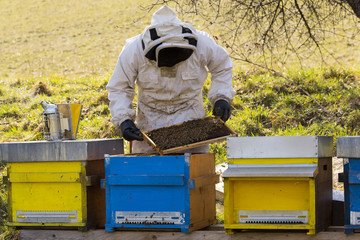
[103,153,219,233]
[337,137,360,234]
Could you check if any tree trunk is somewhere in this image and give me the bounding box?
[345,0,360,18]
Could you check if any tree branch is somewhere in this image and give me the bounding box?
[344,0,360,18]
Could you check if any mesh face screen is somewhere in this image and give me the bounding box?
[157,47,193,67]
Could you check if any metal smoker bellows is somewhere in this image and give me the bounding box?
[40,101,82,141]
[41,101,63,140]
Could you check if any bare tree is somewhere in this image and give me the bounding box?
[142,0,360,68]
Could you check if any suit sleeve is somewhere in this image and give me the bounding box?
[106,36,141,127]
[199,32,235,105]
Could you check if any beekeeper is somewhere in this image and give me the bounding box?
[107,5,235,153]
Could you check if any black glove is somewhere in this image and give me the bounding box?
[212,99,231,122]
[120,119,144,141]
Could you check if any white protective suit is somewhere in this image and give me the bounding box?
[107,6,236,153]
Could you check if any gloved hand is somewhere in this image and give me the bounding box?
[120,119,144,141]
[212,99,231,122]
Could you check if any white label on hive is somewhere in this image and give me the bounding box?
[16,210,78,223]
[350,211,360,225]
[115,211,185,225]
[238,210,308,224]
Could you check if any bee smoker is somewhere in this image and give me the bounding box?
[41,101,63,141]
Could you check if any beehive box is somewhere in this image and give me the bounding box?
[0,139,123,230]
[337,137,360,234]
[103,153,219,233]
[142,116,236,155]
[223,136,333,235]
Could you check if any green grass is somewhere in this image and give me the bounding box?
[1,0,360,236]
[1,0,359,80]
[204,68,360,164]
[0,0,152,79]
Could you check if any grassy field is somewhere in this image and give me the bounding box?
[1,0,360,238]
[1,0,359,80]
[0,0,150,79]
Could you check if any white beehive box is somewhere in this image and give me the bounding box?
[227,136,333,159]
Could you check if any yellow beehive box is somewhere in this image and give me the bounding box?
[7,161,87,228]
[223,136,333,235]
[224,175,317,234]
[0,139,124,230]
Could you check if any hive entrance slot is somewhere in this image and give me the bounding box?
[238,210,309,224]
[115,211,184,225]
[245,220,305,224]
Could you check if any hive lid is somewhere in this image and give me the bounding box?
[337,137,360,158]
[222,164,318,178]
[0,138,124,162]
[227,136,333,159]
[142,116,237,155]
